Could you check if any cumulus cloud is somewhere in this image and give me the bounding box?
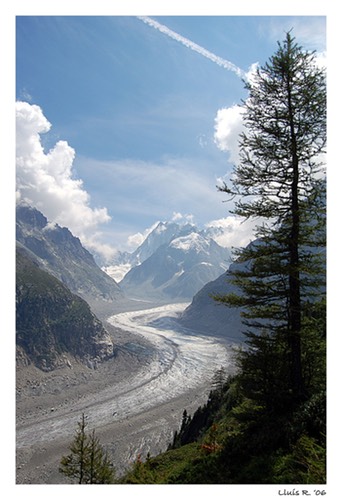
[214,104,244,164]
[127,232,145,249]
[16,101,112,257]
[171,211,194,224]
[213,46,325,167]
[205,215,258,249]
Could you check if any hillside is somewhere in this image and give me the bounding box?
[179,261,244,342]
[16,204,124,313]
[16,246,114,371]
[120,371,326,484]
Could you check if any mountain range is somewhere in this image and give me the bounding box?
[15,205,244,369]
[179,227,326,343]
[115,222,232,302]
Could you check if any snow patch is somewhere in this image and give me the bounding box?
[170,232,209,254]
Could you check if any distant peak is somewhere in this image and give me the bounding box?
[16,203,48,229]
[170,232,209,253]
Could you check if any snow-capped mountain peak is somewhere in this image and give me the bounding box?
[131,221,192,263]
[170,232,210,254]
[119,226,231,302]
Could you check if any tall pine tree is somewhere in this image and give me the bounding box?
[216,32,326,409]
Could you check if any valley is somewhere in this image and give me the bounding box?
[16,302,235,484]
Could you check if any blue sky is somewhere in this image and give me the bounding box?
[15,13,327,260]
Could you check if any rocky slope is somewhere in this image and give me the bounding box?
[16,204,123,312]
[179,257,246,342]
[16,246,114,371]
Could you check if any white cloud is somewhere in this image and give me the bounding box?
[171,211,194,224]
[16,101,112,258]
[314,51,327,70]
[127,221,160,250]
[205,215,258,249]
[171,212,184,222]
[127,232,145,249]
[103,263,132,283]
[212,45,326,168]
[214,104,244,164]
[245,62,260,85]
[82,233,118,262]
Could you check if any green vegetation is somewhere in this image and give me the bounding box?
[60,414,115,484]
[216,31,326,407]
[120,369,325,484]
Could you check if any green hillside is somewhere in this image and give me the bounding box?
[16,246,113,371]
[120,366,326,484]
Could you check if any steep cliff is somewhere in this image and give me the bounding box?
[16,204,123,311]
[16,246,114,371]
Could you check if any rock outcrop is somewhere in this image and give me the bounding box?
[16,246,114,371]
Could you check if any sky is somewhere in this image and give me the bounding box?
[14,12,327,261]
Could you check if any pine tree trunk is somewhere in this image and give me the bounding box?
[288,198,304,402]
[288,85,304,403]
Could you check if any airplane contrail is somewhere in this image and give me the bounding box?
[137,16,246,79]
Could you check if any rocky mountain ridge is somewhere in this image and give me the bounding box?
[16,204,123,312]
[16,246,114,371]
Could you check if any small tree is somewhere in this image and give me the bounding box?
[211,366,227,394]
[88,429,115,484]
[59,413,115,484]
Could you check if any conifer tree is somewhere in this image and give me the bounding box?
[87,429,115,484]
[59,414,115,484]
[216,32,326,408]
